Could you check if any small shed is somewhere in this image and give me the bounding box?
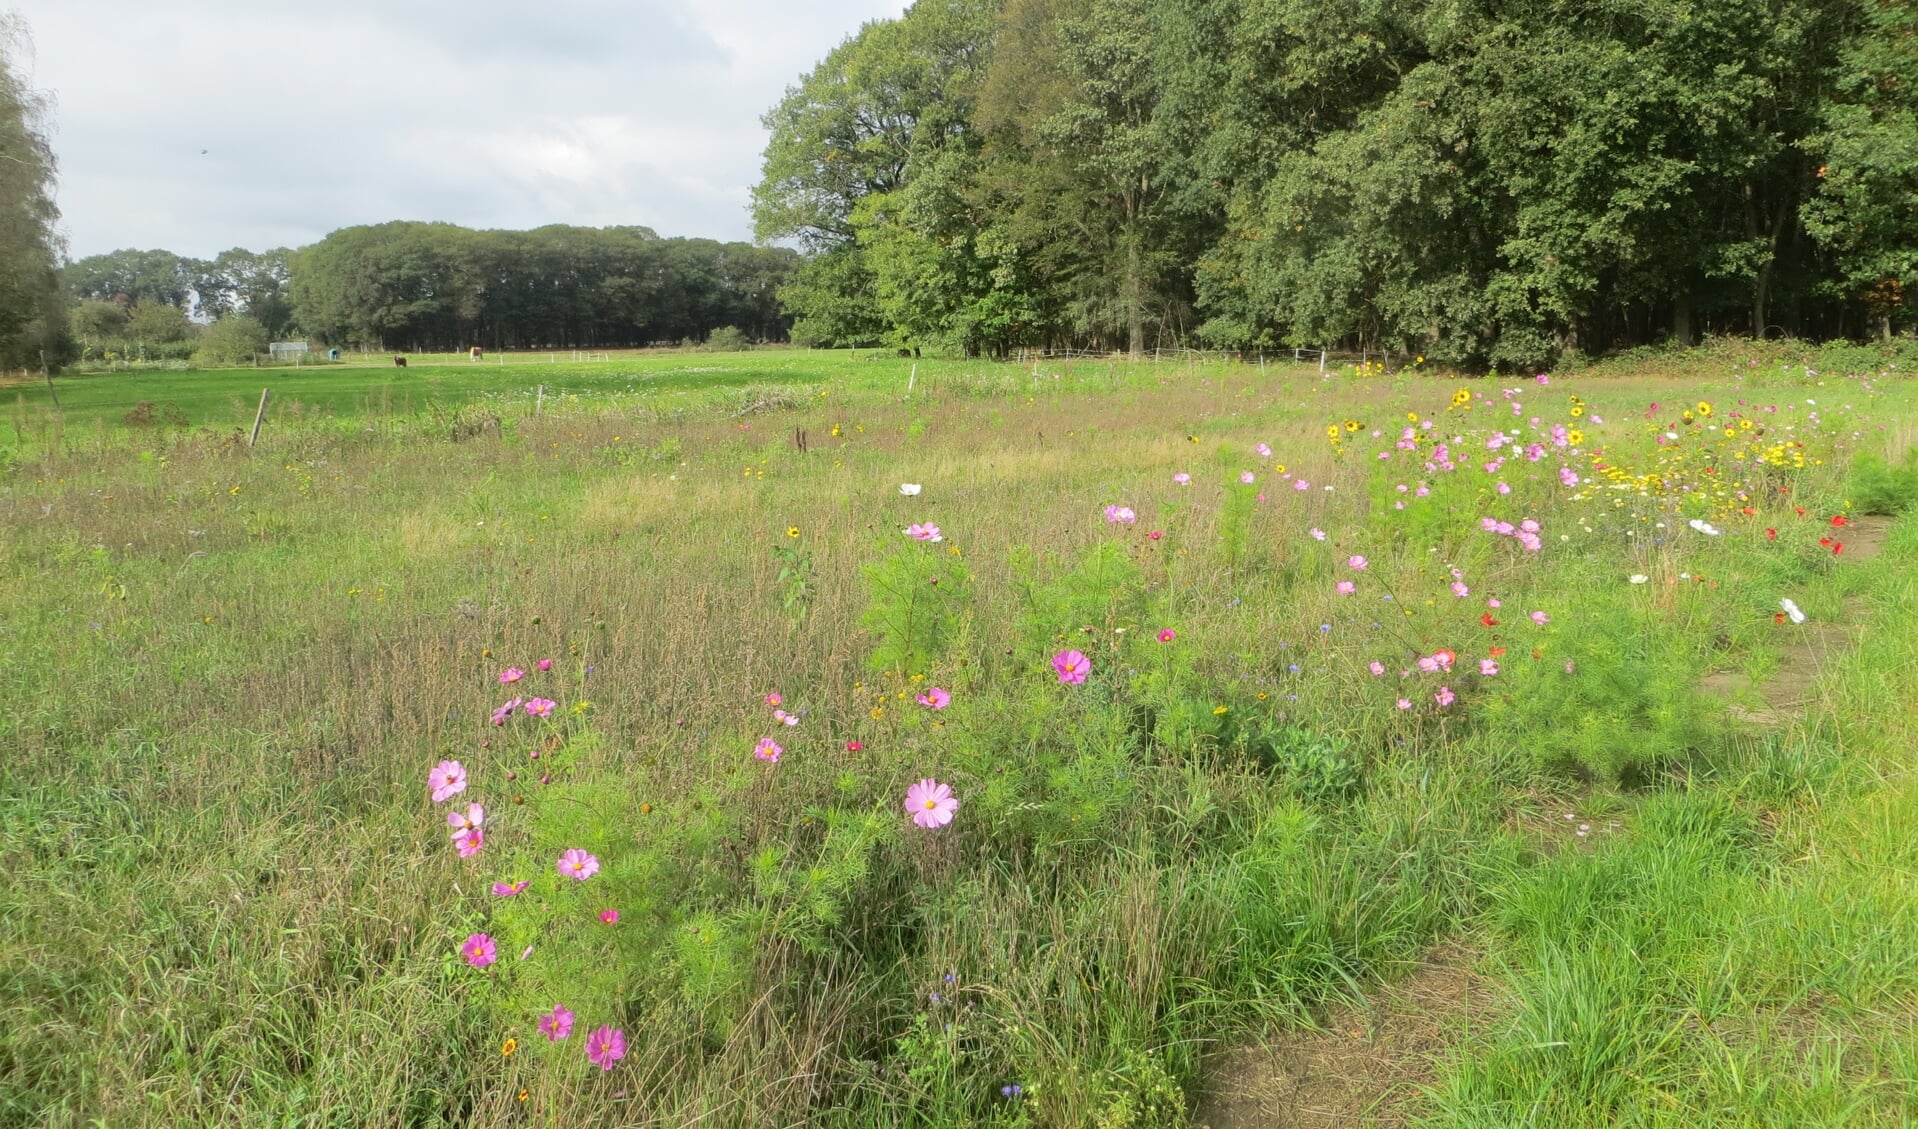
[269,341,311,361]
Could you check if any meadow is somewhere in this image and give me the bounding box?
[2,345,1915,1127]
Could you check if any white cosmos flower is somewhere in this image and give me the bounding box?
[1688,519,1721,536]
[899,483,923,496]
[1779,598,1806,624]
[1629,574,1650,584]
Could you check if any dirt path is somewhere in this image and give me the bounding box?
[1701,515,1892,724]
[1190,947,1488,1129]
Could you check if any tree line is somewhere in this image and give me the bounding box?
[754,0,1918,367]
[63,225,801,355]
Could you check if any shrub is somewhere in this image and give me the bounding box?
[705,326,753,351]
[193,315,269,368]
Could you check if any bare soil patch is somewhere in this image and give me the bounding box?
[1191,947,1489,1129]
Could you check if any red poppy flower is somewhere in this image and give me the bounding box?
[1774,612,1787,624]
[1766,528,1777,540]
[1489,646,1508,657]
[1795,506,1806,516]
[1819,537,1833,548]
[1832,541,1844,555]
[1481,613,1499,626]
[1830,514,1848,527]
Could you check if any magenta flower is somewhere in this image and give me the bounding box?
[846,740,864,752]
[539,1005,575,1041]
[462,933,497,967]
[1479,659,1499,676]
[1368,661,1385,676]
[764,692,783,707]
[599,909,619,925]
[754,737,783,763]
[1347,555,1368,570]
[773,709,799,726]
[447,803,485,833]
[490,697,523,725]
[1435,687,1456,707]
[586,1026,627,1071]
[492,880,529,897]
[1158,629,1176,643]
[454,828,484,857]
[537,658,553,672]
[1174,472,1191,485]
[428,760,468,803]
[906,523,944,543]
[917,687,951,710]
[1451,581,1470,598]
[524,697,557,718]
[905,778,959,829]
[1052,650,1091,684]
[1336,581,1356,595]
[1103,504,1137,524]
[1531,611,1550,625]
[558,848,600,881]
[499,668,524,684]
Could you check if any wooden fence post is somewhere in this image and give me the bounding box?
[249,388,270,447]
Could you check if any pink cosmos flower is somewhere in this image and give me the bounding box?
[846,740,864,752]
[1347,555,1368,570]
[599,909,619,925]
[1174,473,1191,485]
[462,933,497,967]
[1240,472,1256,484]
[1103,504,1137,524]
[1531,611,1550,625]
[773,709,799,726]
[1158,629,1176,643]
[490,697,523,725]
[447,803,484,833]
[1486,598,1502,608]
[906,523,944,543]
[1451,582,1470,598]
[586,1026,627,1071]
[1336,581,1356,595]
[454,828,484,857]
[1396,698,1413,710]
[754,737,783,763]
[765,692,783,706]
[558,848,600,881]
[429,760,468,803]
[1418,656,1439,673]
[1293,479,1310,491]
[905,778,959,829]
[1052,650,1091,684]
[537,658,553,671]
[539,1005,575,1041]
[524,698,556,718]
[1435,687,1456,707]
[1147,530,1164,540]
[1256,443,1272,457]
[1479,659,1499,676]
[917,687,951,710]
[492,880,529,897]
[1309,528,1326,541]
[499,668,524,684]
[1368,662,1385,676]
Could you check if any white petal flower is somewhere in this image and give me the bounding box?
[1629,574,1649,584]
[1779,598,1806,624]
[899,483,923,496]
[1688,519,1721,536]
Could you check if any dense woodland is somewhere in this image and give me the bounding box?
[62,227,800,355]
[755,0,1918,366]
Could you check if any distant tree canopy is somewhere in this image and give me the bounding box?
[62,225,802,354]
[0,17,65,369]
[757,0,1918,367]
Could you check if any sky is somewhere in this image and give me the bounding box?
[4,0,910,260]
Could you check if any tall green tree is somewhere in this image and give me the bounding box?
[0,16,65,370]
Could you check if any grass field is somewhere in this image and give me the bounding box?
[2,347,1915,1126]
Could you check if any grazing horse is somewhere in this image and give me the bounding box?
[394,356,408,367]
[470,346,483,361]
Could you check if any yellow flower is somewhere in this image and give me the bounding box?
[1326,424,1341,439]
[1567,429,1584,446]
[517,1089,529,1103]
[1406,412,1420,422]
[1697,401,1713,417]
[1343,419,1361,432]
[869,706,885,720]
[1451,389,1471,406]
[502,1037,518,1057]
[786,526,800,539]
[1212,705,1229,715]
[1681,410,1695,424]
[1569,405,1584,417]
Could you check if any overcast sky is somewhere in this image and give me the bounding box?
[4,1,909,260]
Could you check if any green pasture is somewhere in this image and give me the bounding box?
[1,352,1914,1126]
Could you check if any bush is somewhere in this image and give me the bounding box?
[193,315,269,368]
[1846,449,1918,515]
[704,325,753,351]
